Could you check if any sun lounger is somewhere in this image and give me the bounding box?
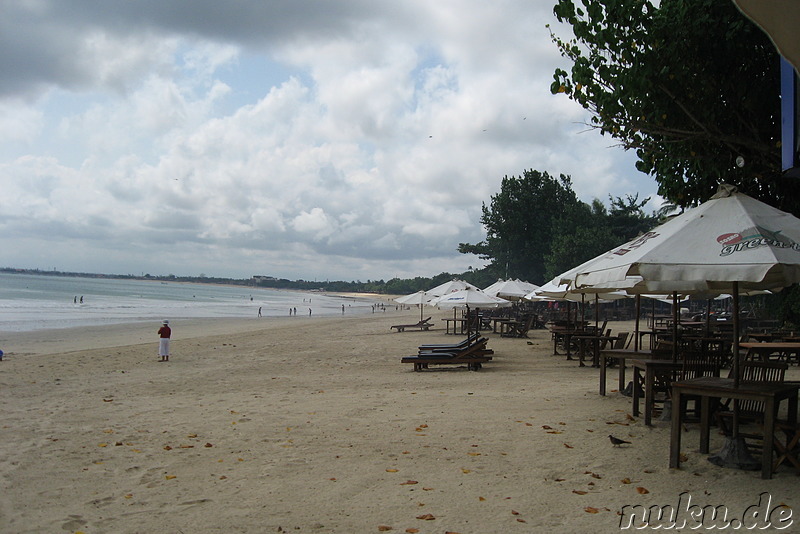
[402,336,494,371]
[391,317,434,332]
[417,333,480,351]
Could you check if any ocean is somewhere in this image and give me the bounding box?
[0,272,379,332]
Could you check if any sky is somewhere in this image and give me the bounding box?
[0,0,662,283]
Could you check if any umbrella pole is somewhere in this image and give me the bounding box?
[672,291,679,362]
[634,294,641,352]
[708,281,758,471]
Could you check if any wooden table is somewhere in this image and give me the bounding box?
[572,334,615,367]
[442,318,468,335]
[598,348,654,396]
[631,358,682,426]
[500,319,522,336]
[670,377,800,479]
[490,317,512,333]
[740,342,800,365]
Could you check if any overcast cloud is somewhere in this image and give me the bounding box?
[0,0,659,282]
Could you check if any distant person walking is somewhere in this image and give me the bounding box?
[258,306,262,317]
[158,320,171,362]
[342,304,345,315]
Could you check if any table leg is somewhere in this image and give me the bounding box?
[699,396,711,454]
[618,360,626,392]
[632,367,641,417]
[599,353,606,396]
[762,397,776,479]
[644,368,655,426]
[670,388,683,469]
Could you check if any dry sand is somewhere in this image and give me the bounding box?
[1,309,798,533]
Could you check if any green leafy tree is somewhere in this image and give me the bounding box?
[459,170,585,284]
[548,0,800,210]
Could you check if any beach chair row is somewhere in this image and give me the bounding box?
[401,334,493,371]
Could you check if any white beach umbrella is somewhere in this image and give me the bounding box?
[484,279,540,300]
[394,290,433,322]
[426,279,480,297]
[431,287,512,309]
[431,287,512,335]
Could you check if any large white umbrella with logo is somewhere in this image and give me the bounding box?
[568,184,800,469]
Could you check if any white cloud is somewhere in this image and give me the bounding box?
[0,0,660,282]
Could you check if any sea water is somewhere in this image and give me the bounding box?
[0,272,377,332]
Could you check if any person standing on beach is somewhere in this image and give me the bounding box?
[157,320,171,362]
[258,306,262,317]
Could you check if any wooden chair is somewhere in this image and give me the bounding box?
[714,361,788,446]
[675,350,722,420]
[501,315,535,338]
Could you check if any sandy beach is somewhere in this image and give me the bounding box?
[1,308,798,533]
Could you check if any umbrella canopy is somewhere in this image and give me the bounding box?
[394,291,434,322]
[426,279,481,297]
[572,184,800,294]
[484,279,540,300]
[431,287,512,309]
[524,279,628,303]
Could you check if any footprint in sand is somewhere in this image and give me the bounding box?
[61,514,87,530]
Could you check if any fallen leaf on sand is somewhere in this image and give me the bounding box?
[479,496,486,501]
[179,444,194,448]
[637,487,649,494]
[679,453,689,462]
[204,443,213,448]
[416,514,435,520]
[461,469,471,474]
[386,468,399,473]
[585,507,600,514]
[102,398,113,402]
[564,443,573,449]
[378,526,393,531]
[468,452,481,456]
[511,510,519,515]
[422,487,434,491]
[516,518,527,523]
[546,431,563,434]
[165,475,176,480]
[542,425,553,429]
[621,478,632,484]
[400,480,418,485]
[97,443,108,447]
[626,414,635,421]
[124,494,133,499]
[163,445,172,451]
[405,529,419,533]
[554,478,565,482]
[573,490,588,495]
[187,433,198,438]
[103,429,114,434]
